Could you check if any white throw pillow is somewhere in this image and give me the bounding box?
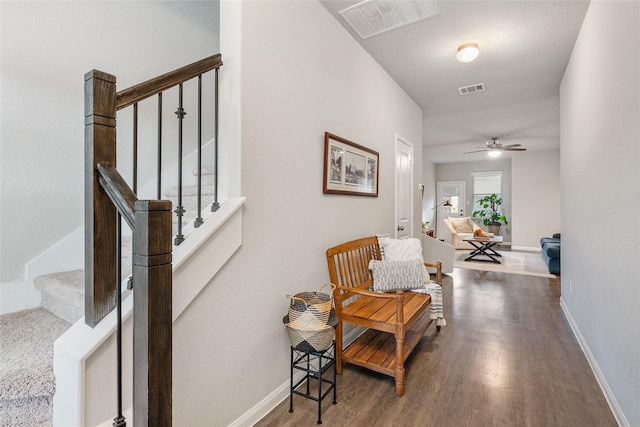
[450,217,473,233]
[377,237,431,284]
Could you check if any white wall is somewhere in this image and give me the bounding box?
[560,2,640,426]
[171,1,422,425]
[511,150,560,250]
[0,1,219,313]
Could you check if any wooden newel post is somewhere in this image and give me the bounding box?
[133,199,173,427]
[85,70,118,327]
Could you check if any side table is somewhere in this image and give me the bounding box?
[289,342,337,424]
[422,229,435,237]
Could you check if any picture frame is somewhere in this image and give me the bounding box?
[323,132,379,196]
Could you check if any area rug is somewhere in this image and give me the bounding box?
[454,249,555,278]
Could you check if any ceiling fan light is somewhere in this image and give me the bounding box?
[488,150,501,158]
[457,43,479,63]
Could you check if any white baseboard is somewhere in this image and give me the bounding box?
[229,326,365,426]
[560,297,629,427]
[511,246,541,252]
[1,281,28,314]
[227,370,306,427]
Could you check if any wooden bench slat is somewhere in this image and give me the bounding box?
[343,295,390,318]
[345,328,390,364]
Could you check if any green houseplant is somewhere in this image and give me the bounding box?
[472,194,508,235]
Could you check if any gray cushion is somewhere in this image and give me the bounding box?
[542,243,560,259]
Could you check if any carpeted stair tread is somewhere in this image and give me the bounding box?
[35,269,84,301]
[0,308,71,426]
[33,238,133,324]
[34,270,84,324]
[0,308,69,400]
[163,183,215,197]
[0,396,53,427]
[192,165,215,185]
[163,164,215,197]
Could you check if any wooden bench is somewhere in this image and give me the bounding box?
[326,236,442,396]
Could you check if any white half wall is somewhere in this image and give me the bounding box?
[171,2,422,426]
[53,198,245,427]
[511,150,560,250]
[560,2,640,425]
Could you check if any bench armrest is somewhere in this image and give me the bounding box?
[424,261,443,284]
[334,284,396,300]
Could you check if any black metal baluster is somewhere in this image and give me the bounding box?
[211,67,220,212]
[113,213,126,427]
[157,92,163,200]
[174,84,186,245]
[133,103,138,194]
[194,75,204,228]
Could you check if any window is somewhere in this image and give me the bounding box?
[473,171,503,212]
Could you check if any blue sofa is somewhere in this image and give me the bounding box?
[540,233,560,275]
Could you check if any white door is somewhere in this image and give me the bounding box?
[435,181,466,240]
[395,135,413,239]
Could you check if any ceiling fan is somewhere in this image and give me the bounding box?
[463,137,527,155]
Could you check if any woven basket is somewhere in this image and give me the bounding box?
[283,314,337,352]
[286,284,336,331]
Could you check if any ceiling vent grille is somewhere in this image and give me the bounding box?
[339,0,440,39]
[458,83,485,95]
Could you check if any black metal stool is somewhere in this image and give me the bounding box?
[289,342,337,424]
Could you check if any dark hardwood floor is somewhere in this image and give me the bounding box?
[257,268,617,427]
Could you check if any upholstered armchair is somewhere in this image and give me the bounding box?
[422,234,454,274]
[442,217,493,249]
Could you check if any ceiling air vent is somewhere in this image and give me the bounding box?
[339,0,440,39]
[458,83,485,96]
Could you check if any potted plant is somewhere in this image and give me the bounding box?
[472,194,508,235]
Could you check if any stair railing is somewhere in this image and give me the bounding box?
[84,54,221,426]
[116,54,223,245]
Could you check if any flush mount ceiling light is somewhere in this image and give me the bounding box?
[456,43,479,63]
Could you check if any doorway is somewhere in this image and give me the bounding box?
[435,181,466,240]
[395,135,413,239]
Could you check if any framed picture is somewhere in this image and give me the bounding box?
[323,132,379,196]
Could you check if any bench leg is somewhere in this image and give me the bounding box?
[395,367,405,396]
[335,321,343,375]
[395,336,405,396]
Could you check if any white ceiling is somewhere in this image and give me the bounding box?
[320,0,590,163]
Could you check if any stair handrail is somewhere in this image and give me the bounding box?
[96,163,136,228]
[116,54,222,109]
